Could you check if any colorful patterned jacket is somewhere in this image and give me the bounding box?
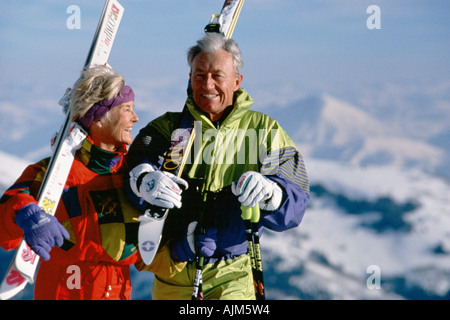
[0,137,142,299]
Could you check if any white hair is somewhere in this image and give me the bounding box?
[187,33,244,75]
[69,65,125,122]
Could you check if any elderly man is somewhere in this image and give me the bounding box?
[128,33,310,300]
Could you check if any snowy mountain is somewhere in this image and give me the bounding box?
[0,150,29,195]
[1,151,449,300]
[263,94,448,179]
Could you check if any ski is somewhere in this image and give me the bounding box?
[0,0,124,300]
[138,121,198,265]
[204,0,245,38]
[138,0,246,268]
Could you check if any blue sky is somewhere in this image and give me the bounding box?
[1,0,449,159]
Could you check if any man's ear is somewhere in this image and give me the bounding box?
[234,73,243,91]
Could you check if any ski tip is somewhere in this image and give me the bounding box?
[138,218,165,265]
[139,240,159,265]
[0,278,29,300]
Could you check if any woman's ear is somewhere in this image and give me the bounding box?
[91,119,103,128]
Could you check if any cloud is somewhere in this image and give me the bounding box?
[354,80,450,140]
[0,101,36,142]
[130,76,187,123]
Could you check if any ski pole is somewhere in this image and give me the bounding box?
[241,204,265,300]
[191,255,204,300]
[191,196,206,301]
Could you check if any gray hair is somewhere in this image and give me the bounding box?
[187,33,244,75]
[69,65,125,122]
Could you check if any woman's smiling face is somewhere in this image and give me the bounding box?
[90,101,139,152]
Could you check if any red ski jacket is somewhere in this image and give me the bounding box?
[0,138,142,299]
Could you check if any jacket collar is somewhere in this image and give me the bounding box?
[78,137,127,174]
[186,88,254,129]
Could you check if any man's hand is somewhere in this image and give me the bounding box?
[232,171,282,211]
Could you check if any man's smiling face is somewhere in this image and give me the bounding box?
[189,49,243,122]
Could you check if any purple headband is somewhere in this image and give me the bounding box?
[78,85,134,130]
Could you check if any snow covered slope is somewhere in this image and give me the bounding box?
[262,159,450,299]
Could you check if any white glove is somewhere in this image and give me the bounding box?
[129,163,188,209]
[232,171,283,211]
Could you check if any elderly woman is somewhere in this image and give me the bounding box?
[0,65,142,300]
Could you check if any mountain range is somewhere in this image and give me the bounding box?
[263,94,449,179]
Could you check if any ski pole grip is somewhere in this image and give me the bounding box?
[240,204,260,223]
[240,204,252,220]
[251,204,260,223]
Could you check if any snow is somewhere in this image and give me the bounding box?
[261,159,450,299]
[0,150,29,194]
